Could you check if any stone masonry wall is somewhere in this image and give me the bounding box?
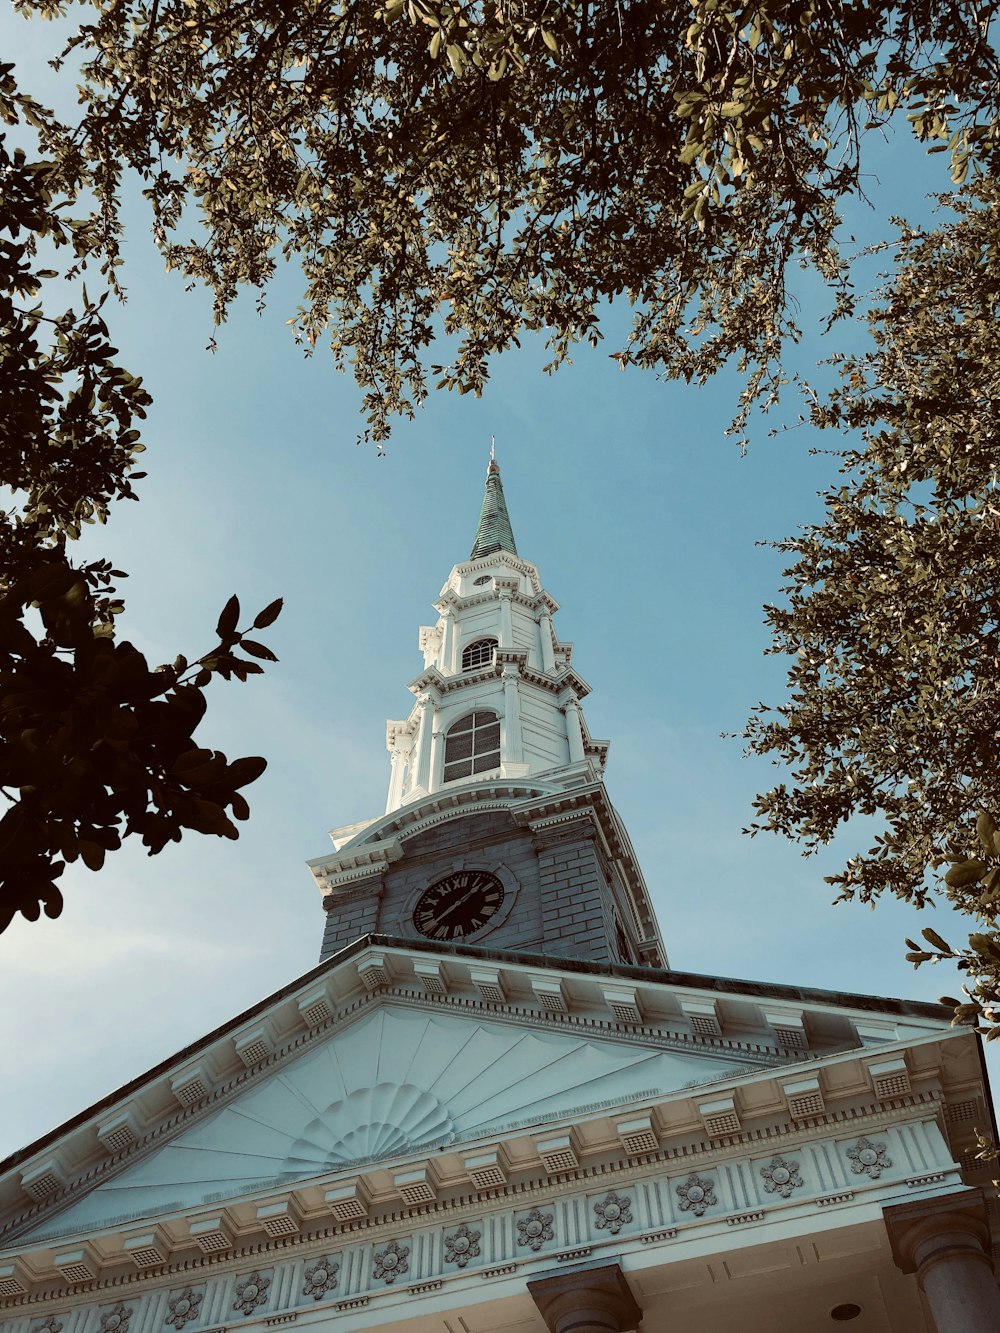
[536,822,616,964]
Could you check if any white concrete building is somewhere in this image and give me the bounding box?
[2,462,999,1333]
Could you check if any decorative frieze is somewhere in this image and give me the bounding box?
[2,1116,961,1326]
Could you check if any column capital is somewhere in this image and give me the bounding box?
[528,1260,641,1333]
[884,1188,991,1275]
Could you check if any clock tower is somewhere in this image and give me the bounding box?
[310,459,666,969]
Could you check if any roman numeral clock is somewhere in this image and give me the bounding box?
[412,869,506,942]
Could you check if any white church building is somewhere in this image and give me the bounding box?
[1,462,999,1333]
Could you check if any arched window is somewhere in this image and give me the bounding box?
[443,711,501,783]
[461,637,497,672]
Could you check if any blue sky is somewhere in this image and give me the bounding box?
[1,14,989,1158]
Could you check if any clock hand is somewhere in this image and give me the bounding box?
[435,887,482,927]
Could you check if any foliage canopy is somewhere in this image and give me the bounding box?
[745,179,1000,1034]
[17,0,1000,439]
[0,68,280,934]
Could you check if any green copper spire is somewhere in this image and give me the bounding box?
[470,458,518,559]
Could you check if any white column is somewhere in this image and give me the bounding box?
[502,665,523,764]
[528,1262,641,1333]
[439,608,455,674]
[428,710,444,792]
[564,697,586,764]
[538,608,556,672]
[498,590,513,648]
[413,694,434,792]
[884,1190,1000,1333]
[385,745,405,813]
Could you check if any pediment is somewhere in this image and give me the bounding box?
[14,1002,774,1246]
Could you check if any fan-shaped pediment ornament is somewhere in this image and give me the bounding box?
[279,1082,455,1174]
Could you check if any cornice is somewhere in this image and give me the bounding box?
[0,937,966,1265]
[0,1084,966,1312]
[403,662,592,703]
[0,966,964,1264]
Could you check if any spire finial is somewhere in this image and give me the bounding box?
[471,446,517,559]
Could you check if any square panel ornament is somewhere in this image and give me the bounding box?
[231,1271,272,1317]
[590,1189,635,1236]
[516,1206,556,1252]
[443,1222,482,1269]
[164,1288,205,1330]
[302,1256,340,1301]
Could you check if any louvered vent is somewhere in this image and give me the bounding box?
[414,962,449,995]
[98,1114,138,1155]
[465,1149,508,1190]
[869,1057,911,1100]
[326,1182,370,1222]
[394,1166,437,1206]
[791,1090,824,1117]
[257,1199,301,1238]
[603,985,642,1025]
[783,1077,825,1120]
[171,1065,213,1108]
[681,999,722,1037]
[235,1031,272,1068]
[616,1115,659,1156]
[960,1146,987,1173]
[189,1216,233,1254]
[773,1025,807,1049]
[54,1250,97,1284]
[763,1009,806,1049]
[124,1236,168,1269]
[536,1134,579,1174]
[873,1072,910,1099]
[531,977,568,1012]
[0,1263,28,1297]
[297,992,334,1028]
[690,1014,721,1037]
[699,1097,741,1137]
[468,1162,507,1189]
[357,954,391,990]
[328,1197,366,1222]
[21,1163,64,1201]
[946,1098,981,1123]
[471,968,507,1004]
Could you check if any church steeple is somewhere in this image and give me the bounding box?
[377,461,609,816]
[310,462,665,971]
[470,457,518,559]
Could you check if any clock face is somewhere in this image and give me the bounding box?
[412,870,505,941]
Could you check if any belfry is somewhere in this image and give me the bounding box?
[1,462,998,1332]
